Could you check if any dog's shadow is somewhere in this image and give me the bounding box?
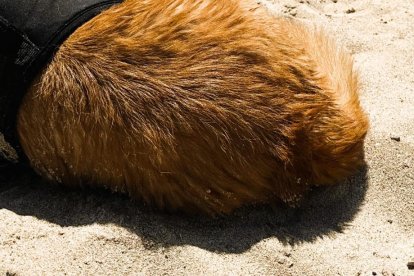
[0,163,368,253]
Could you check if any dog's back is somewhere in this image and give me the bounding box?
[17,0,368,214]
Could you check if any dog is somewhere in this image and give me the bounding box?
[4,0,369,215]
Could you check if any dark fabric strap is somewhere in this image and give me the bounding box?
[0,0,123,165]
[0,16,38,163]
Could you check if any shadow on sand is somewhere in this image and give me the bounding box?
[0,163,368,253]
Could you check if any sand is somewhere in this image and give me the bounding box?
[1,0,413,275]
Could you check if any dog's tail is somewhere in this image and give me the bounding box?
[287,20,369,185]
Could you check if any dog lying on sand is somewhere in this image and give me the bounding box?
[9,0,369,215]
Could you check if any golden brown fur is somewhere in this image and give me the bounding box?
[16,0,369,215]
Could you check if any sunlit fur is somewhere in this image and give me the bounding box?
[16,0,369,215]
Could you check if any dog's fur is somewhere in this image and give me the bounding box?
[16,0,369,215]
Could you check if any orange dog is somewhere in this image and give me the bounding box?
[16,0,369,215]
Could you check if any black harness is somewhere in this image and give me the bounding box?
[0,0,122,165]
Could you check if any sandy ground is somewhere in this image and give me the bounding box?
[1,0,413,275]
